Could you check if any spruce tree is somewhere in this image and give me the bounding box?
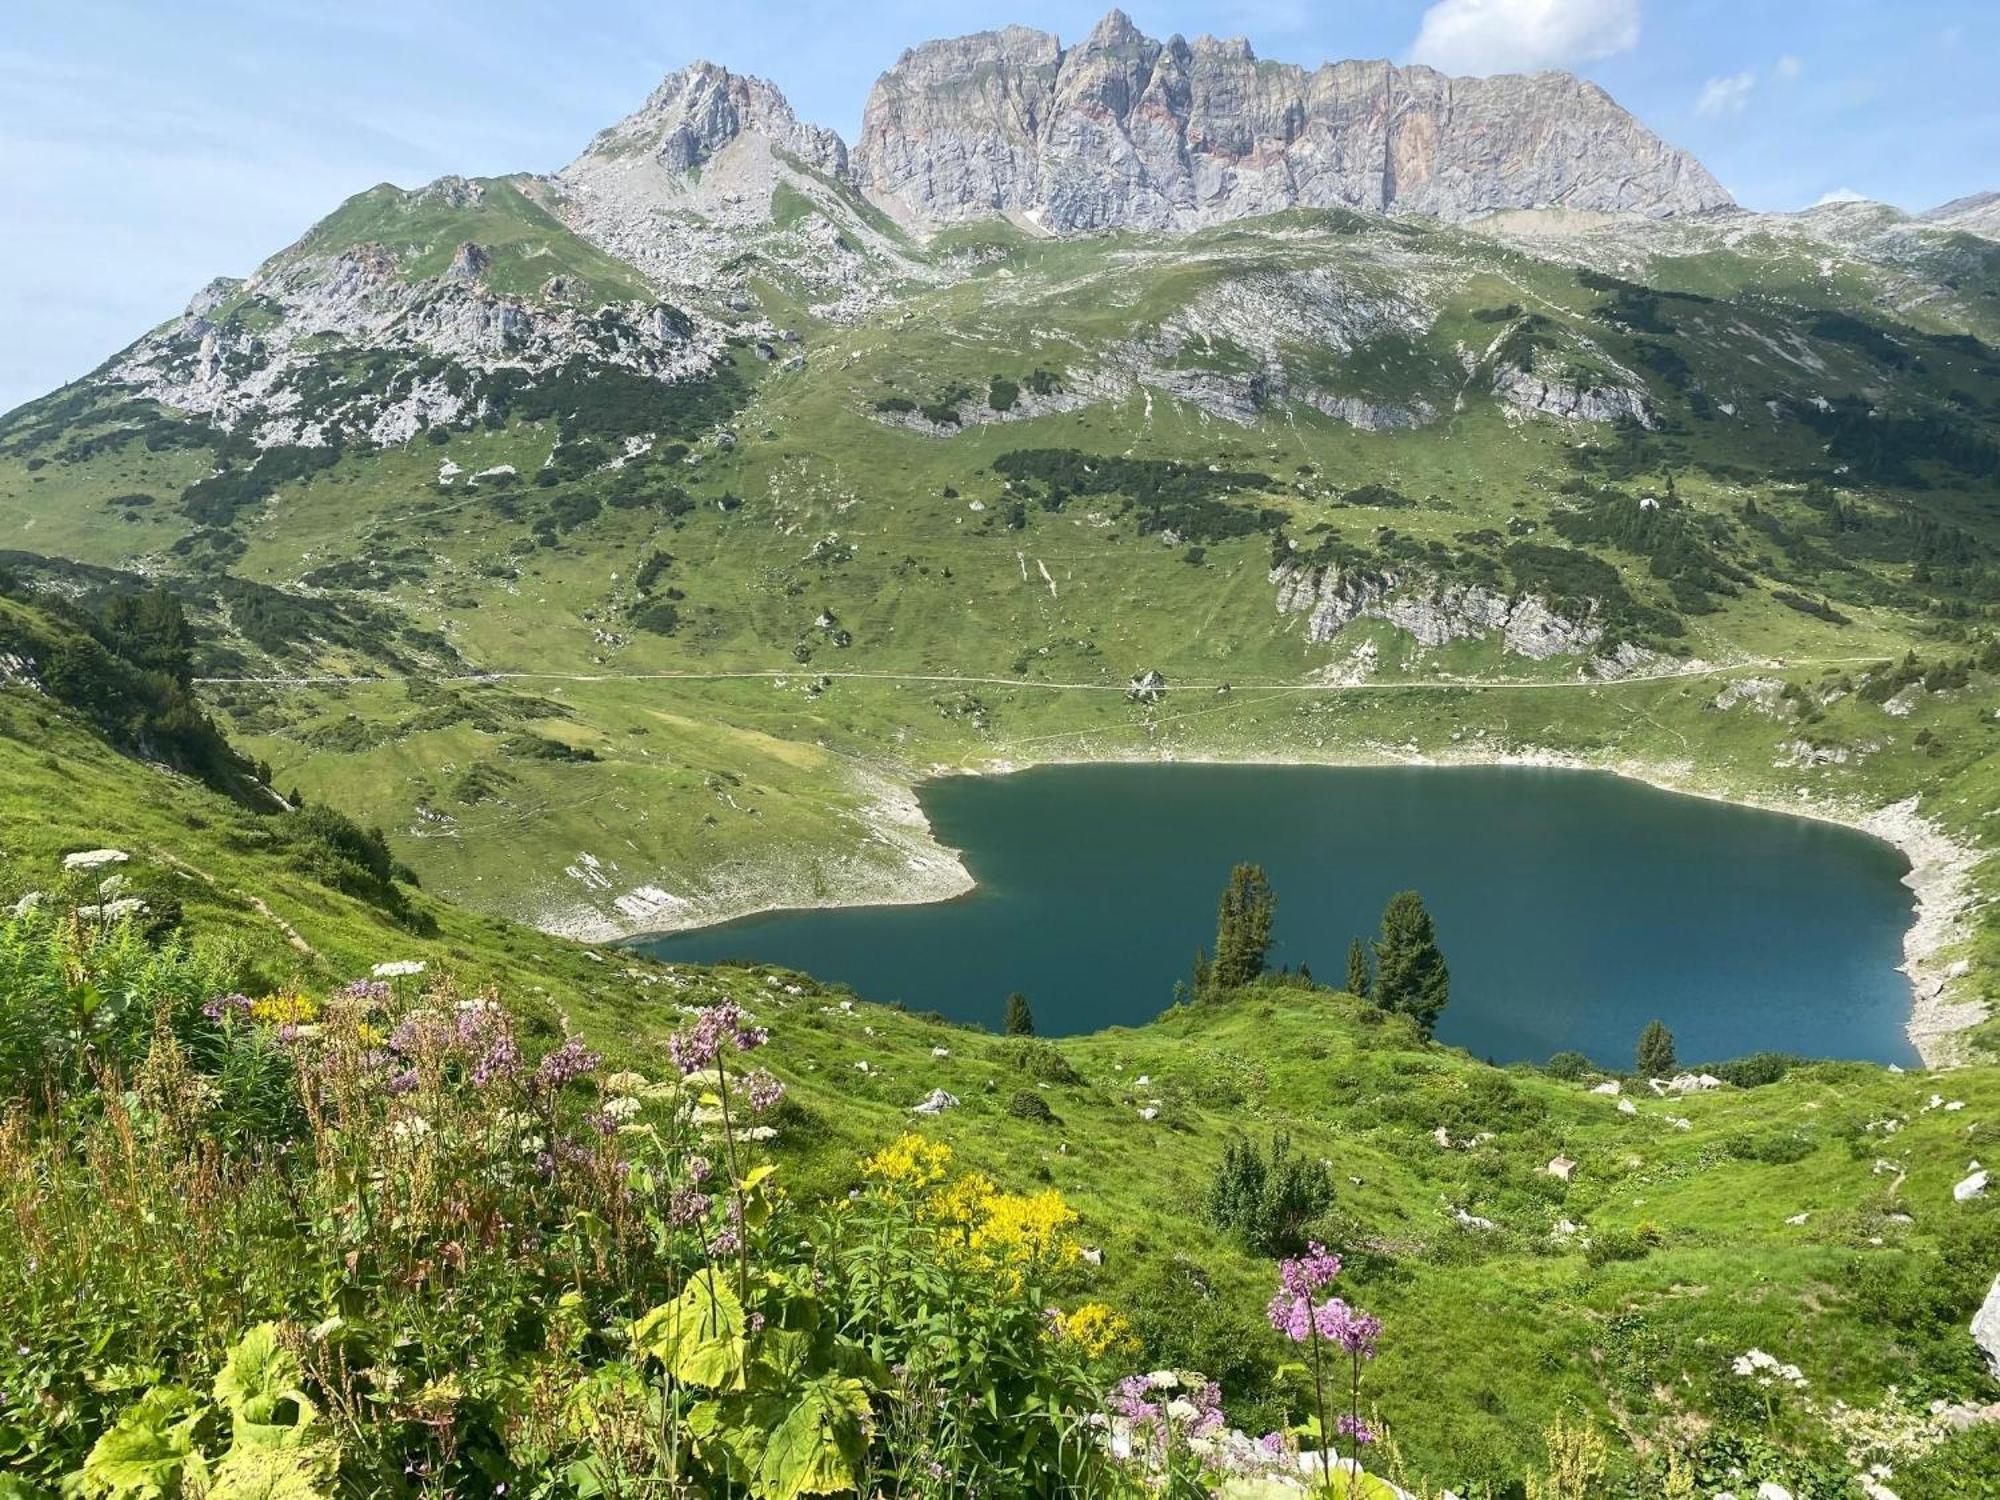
[1373,890,1450,1036]
[1636,1019,1678,1078]
[1346,936,1373,1001]
[1210,863,1275,991]
[1003,992,1035,1036]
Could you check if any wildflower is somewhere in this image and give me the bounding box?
[733,1068,786,1114]
[1732,1349,1808,1388]
[470,1033,521,1086]
[667,1188,712,1227]
[861,1132,953,1190]
[601,1094,642,1122]
[603,1070,649,1095]
[372,960,427,978]
[336,979,392,1005]
[384,1069,419,1096]
[667,1000,769,1075]
[532,1036,601,1092]
[388,1011,449,1057]
[389,1115,433,1143]
[202,992,253,1022]
[707,1228,742,1257]
[1278,1242,1342,1299]
[969,1188,1081,1274]
[1337,1414,1375,1444]
[687,1155,713,1185]
[1053,1303,1139,1360]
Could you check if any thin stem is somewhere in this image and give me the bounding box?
[1308,1324,1331,1495]
[713,1054,750,1301]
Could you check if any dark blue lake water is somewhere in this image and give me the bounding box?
[641,764,1918,1067]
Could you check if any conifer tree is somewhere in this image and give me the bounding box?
[1373,890,1450,1036]
[1636,1019,1678,1078]
[1346,936,1373,1001]
[1210,863,1275,991]
[1003,992,1035,1036]
[1189,947,1212,1000]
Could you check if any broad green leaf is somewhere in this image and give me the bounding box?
[754,1376,869,1500]
[631,1273,747,1390]
[78,1386,203,1499]
[205,1439,338,1500]
[212,1325,317,1448]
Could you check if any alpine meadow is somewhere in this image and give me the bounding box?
[6,5,2000,1497]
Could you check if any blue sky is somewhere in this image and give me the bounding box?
[4,0,1996,413]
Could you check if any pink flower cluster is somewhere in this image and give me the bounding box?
[667,1000,769,1075]
[1266,1242,1382,1357]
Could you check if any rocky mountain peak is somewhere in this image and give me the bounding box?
[566,61,847,179]
[853,14,1732,233]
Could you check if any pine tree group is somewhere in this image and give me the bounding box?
[1372,890,1450,1036]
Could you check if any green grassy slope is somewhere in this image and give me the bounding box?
[4,645,1999,1492]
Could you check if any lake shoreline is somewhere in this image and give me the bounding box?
[592,747,1982,1071]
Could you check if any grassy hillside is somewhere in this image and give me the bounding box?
[3,588,2000,1496]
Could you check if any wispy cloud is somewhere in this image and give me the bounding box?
[1695,70,1758,118]
[1408,0,1641,76]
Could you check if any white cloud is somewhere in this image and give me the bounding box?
[1407,0,1640,77]
[1695,69,1757,118]
[1813,188,1870,206]
[1775,53,1803,79]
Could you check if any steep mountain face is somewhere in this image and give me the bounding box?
[551,62,924,324]
[853,8,1733,232]
[103,176,719,449]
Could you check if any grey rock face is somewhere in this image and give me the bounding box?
[854,9,1731,233]
[569,61,846,179]
[1271,559,1604,661]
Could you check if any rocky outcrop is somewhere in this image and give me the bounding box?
[1976,1273,2000,1379]
[110,236,715,447]
[570,62,846,180]
[1271,559,1603,660]
[553,63,928,323]
[854,8,1731,233]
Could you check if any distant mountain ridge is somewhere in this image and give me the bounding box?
[556,8,1734,237]
[849,8,1733,231]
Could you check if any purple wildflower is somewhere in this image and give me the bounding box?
[1337,1414,1376,1445]
[532,1036,601,1092]
[384,1069,419,1096]
[687,1155,713,1185]
[707,1227,742,1257]
[666,1001,769,1076]
[336,979,392,1005]
[470,1033,520,1086]
[202,992,253,1022]
[734,1068,786,1113]
[1278,1242,1342,1298]
[667,1188,712,1227]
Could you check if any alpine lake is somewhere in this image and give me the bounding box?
[641,764,1919,1068]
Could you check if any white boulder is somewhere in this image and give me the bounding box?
[911,1088,958,1116]
[1974,1272,2000,1380]
[1957,1169,1991,1203]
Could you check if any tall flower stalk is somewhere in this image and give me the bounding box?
[1267,1242,1381,1491]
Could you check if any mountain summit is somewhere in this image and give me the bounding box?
[851,8,1733,232]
